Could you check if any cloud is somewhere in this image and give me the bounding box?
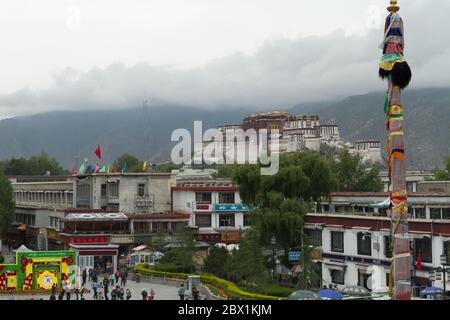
[1,0,449,117]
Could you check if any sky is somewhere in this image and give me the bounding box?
[0,0,449,118]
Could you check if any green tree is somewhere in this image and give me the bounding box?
[431,157,450,181]
[225,233,266,284]
[159,228,197,273]
[0,172,15,234]
[204,246,229,278]
[115,153,141,173]
[3,152,68,176]
[331,150,383,192]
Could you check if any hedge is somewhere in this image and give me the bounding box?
[135,264,285,300]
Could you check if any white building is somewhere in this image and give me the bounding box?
[306,191,450,296]
[172,178,251,243]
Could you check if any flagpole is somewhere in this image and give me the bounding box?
[379,0,412,300]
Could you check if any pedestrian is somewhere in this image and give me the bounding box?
[92,282,99,300]
[88,268,93,282]
[150,288,155,300]
[9,292,15,300]
[110,273,115,286]
[103,278,109,300]
[74,287,80,300]
[80,285,85,300]
[82,268,87,285]
[98,285,104,300]
[115,270,121,285]
[58,288,64,300]
[126,288,132,300]
[141,289,148,300]
[178,283,185,301]
[121,269,128,286]
[111,287,117,300]
[64,281,72,300]
[119,287,125,300]
[192,286,199,300]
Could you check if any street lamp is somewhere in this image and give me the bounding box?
[431,254,450,299]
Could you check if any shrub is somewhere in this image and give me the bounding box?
[0,255,4,264]
[155,262,184,273]
[134,265,285,300]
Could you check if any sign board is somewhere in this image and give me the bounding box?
[72,236,109,245]
[289,251,301,261]
[213,204,254,212]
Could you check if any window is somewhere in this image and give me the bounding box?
[414,237,432,263]
[101,184,107,198]
[357,232,372,256]
[305,228,322,247]
[384,236,393,258]
[195,214,212,228]
[108,182,119,198]
[443,208,450,220]
[243,214,251,227]
[406,183,414,193]
[138,184,146,197]
[219,192,235,204]
[108,204,120,212]
[195,192,212,204]
[219,214,235,227]
[134,222,149,233]
[414,208,426,219]
[444,241,450,265]
[331,269,345,285]
[430,208,442,220]
[331,231,344,253]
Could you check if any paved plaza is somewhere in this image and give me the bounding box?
[0,277,180,300]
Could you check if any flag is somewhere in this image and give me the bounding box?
[78,163,86,174]
[99,165,107,173]
[113,162,118,173]
[93,163,100,174]
[71,167,77,176]
[95,145,102,160]
[87,163,95,174]
[107,165,110,174]
[142,161,148,172]
[122,161,127,173]
[416,253,422,270]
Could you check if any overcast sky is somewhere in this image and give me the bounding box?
[0,0,449,118]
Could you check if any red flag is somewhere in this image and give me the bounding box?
[71,167,77,176]
[113,162,118,173]
[95,145,102,160]
[416,254,422,270]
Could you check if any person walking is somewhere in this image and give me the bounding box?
[92,282,99,300]
[141,289,148,300]
[115,270,121,285]
[82,268,87,286]
[64,281,72,300]
[126,288,132,300]
[192,286,199,300]
[103,277,110,300]
[121,269,128,287]
[88,268,93,282]
[110,273,115,286]
[58,288,64,300]
[178,283,185,301]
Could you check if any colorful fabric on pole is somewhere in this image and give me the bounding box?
[87,163,95,174]
[122,161,127,173]
[78,163,86,175]
[142,161,148,173]
[93,163,100,174]
[95,145,102,160]
[71,167,77,176]
[99,165,107,173]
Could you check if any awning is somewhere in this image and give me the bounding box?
[324,260,347,271]
[17,224,27,231]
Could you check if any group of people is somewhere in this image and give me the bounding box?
[141,288,156,300]
[178,283,201,300]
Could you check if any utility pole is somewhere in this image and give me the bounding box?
[379,0,412,300]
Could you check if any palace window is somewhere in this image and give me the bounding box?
[219,192,235,204]
[442,208,450,220]
[108,182,119,198]
[331,231,344,253]
[414,237,432,263]
[414,208,426,219]
[195,214,212,228]
[384,236,393,258]
[195,192,212,204]
[219,214,235,227]
[430,208,442,220]
[305,228,322,247]
[331,269,345,285]
[357,232,372,256]
[101,184,107,198]
[138,184,146,197]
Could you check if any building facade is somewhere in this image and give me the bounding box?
[305,191,450,295]
[172,178,251,243]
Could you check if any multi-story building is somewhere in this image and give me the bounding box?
[203,111,382,164]
[305,191,450,296]
[172,178,252,243]
[379,170,434,193]
[75,173,175,214]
